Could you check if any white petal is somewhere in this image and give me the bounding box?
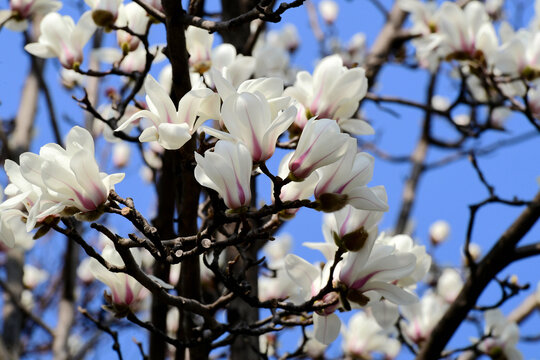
[313,313,341,345]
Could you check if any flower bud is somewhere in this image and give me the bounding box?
[429,220,450,245]
[319,0,339,25]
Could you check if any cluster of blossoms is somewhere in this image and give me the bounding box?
[401,0,540,110]
[0,127,124,238]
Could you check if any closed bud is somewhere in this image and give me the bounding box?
[319,0,339,25]
[429,220,450,245]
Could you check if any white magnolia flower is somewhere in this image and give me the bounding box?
[314,137,389,212]
[288,118,351,180]
[437,268,463,303]
[60,69,85,89]
[324,196,385,252]
[429,220,450,244]
[284,55,372,134]
[476,309,522,360]
[0,209,32,249]
[284,254,341,345]
[430,1,497,63]
[194,140,252,210]
[399,0,439,70]
[24,11,96,69]
[112,142,130,168]
[202,91,296,162]
[319,0,339,25]
[85,0,122,27]
[23,264,48,289]
[116,75,219,150]
[275,152,319,218]
[89,244,145,310]
[259,235,297,301]
[2,126,124,230]
[338,238,418,307]
[342,312,401,359]
[376,233,431,288]
[115,2,149,53]
[210,69,291,117]
[252,34,291,80]
[464,242,482,263]
[93,44,165,73]
[0,0,61,32]
[206,43,255,88]
[274,24,299,53]
[400,291,447,345]
[186,25,213,73]
[77,257,95,284]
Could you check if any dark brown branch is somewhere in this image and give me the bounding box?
[416,191,540,360]
[79,307,123,360]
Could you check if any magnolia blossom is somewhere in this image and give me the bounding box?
[0,209,33,249]
[400,291,448,345]
[437,268,463,303]
[284,55,372,134]
[115,2,149,53]
[284,254,341,345]
[430,1,497,62]
[186,26,213,73]
[202,91,296,162]
[89,244,145,313]
[288,118,350,180]
[429,220,450,244]
[194,140,252,210]
[0,0,61,32]
[476,310,522,360]
[337,238,418,307]
[93,44,165,73]
[23,264,48,289]
[115,75,219,150]
[1,126,124,230]
[259,235,298,302]
[399,0,439,70]
[252,31,292,80]
[319,0,339,25]
[275,152,319,218]
[25,11,96,69]
[185,27,256,83]
[314,137,388,212]
[207,44,255,88]
[85,0,122,27]
[112,142,131,168]
[322,195,385,252]
[342,312,401,359]
[376,234,431,288]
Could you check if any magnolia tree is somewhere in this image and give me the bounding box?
[0,0,539,359]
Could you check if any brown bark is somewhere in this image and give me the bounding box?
[219,0,257,54]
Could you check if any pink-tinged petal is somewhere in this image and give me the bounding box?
[70,150,107,209]
[144,75,178,125]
